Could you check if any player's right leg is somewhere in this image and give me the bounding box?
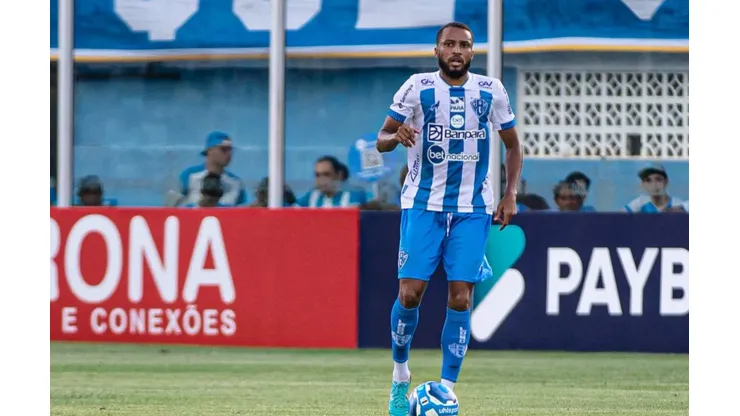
[389,208,444,416]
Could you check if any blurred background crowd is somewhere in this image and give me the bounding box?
[50,0,688,214]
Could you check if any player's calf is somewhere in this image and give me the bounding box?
[440,282,474,390]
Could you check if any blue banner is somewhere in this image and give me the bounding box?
[51,0,688,61]
[358,212,688,353]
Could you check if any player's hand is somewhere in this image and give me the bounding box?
[494,193,518,230]
[394,125,419,148]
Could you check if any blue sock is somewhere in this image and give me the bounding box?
[440,308,471,383]
[390,299,419,364]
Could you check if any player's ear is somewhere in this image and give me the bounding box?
[434,46,439,57]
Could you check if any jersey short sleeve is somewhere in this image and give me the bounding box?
[489,79,516,131]
[387,75,418,124]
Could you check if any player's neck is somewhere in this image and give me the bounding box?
[438,70,468,86]
[650,194,669,208]
[205,160,224,174]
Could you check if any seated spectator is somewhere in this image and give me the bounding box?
[516,193,550,211]
[565,171,597,212]
[182,172,229,208]
[552,180,591,212]
[249,177,297,207]
[295,156,368,208]
[177,131,246,206]
[624,164,684,213]
[76,175,117,207]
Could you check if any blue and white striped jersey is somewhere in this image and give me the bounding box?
[178,164,247,207]
[295,189,368,208]
[623,195,685,213]
[389,71,516,214]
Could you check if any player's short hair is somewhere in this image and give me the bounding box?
[436,22,474,45]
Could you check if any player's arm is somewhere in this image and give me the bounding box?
[499,127,523,198]
[377,76,419,153]
[491,80,522,198]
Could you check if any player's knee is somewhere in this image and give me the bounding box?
[398,286,424,308]
[447,292,471,311]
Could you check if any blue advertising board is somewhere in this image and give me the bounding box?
[359,212,688,353]
[50,0,688,61]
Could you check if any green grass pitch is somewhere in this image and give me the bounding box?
[51,342,688,415]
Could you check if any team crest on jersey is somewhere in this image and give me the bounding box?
[471,98,490,118]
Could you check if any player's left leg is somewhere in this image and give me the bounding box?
[439,211,492,390]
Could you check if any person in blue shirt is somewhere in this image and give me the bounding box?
[177,131,246,207]
[76,175,118,207]
[624,164,684,213]
[182,172,229,208]
[565,171,597,212]
[295,156,368,208]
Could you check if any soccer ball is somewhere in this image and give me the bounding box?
[408,381,459,416]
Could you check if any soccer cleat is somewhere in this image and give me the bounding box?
[388,377,411,416]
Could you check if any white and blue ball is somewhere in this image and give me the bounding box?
[408,381,459,416]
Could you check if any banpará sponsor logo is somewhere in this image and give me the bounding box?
[428,123,486,142]
[427,145,479,165]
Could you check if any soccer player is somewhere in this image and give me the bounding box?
[375,22,523,415]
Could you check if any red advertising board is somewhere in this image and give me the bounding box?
[50,208,359,348]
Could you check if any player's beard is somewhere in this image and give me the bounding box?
[438,55,471,79]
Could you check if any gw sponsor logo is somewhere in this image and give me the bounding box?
[420,78,434,86]
[427,145,479,165]
[450,97,465,112]
[478,80,493,88]
[428,123,486,142]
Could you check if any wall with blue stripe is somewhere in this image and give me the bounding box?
[73,52,688,209]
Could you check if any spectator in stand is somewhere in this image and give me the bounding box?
[76,175,117,207]
[296,155,367,208]
[565,171,597,212]
[552,180,588,212]
[177,131,246,207]
[183,172,228,208]
[624,163,684,213]
[516,193,550,211]
[249,177,297,207]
